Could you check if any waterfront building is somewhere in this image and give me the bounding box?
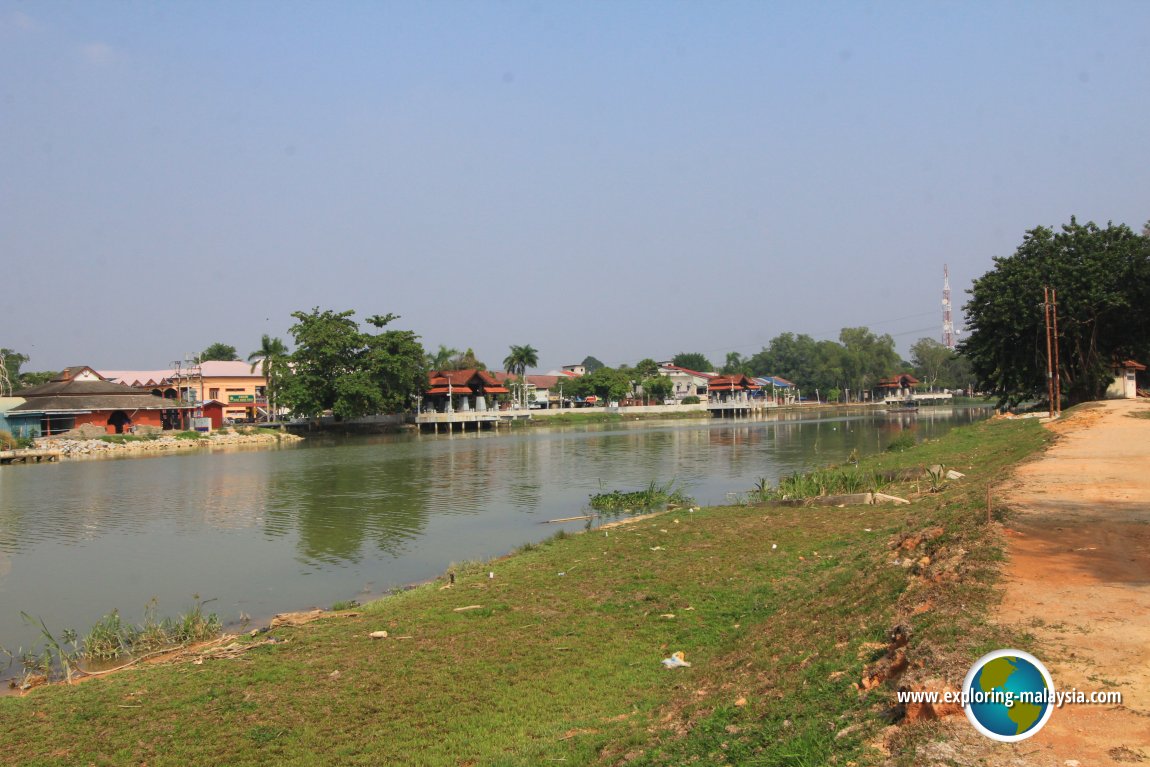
[102,361,269,423]
[423,369,510,413]
[8,366,194,436]
[657,363,715,400]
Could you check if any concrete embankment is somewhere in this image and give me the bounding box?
[33,430,303,460]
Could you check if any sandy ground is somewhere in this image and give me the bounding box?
[984,399,1150,765]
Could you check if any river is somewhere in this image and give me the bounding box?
[0,407,987,659]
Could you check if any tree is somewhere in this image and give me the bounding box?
[721,352,753,376]
[248,335,289,421]
[581,355,606,372]
[641,374,674,403]
[633,358,660,378]
[18,371,54,388]
[839,327,900,394]
[503,345,539,377]
[453,348,486,371]
[582,366,633,403]
[200,343,239,362]
[910,338,953,391]
[277,308,426,420]
[425,345,461,370]
[503,345,539,407]
[1,348,29,393]
[671,352,713,372]
[962,218,1150,406]
[747,333,825,390]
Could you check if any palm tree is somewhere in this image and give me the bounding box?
[248,335,289,423]
[503,344,539,408]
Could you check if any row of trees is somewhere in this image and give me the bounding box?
[13,215,1145,415]
[665,331,970,402]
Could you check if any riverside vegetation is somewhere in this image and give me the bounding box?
[0,415,1050,766]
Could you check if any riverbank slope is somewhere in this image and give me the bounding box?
[0,416,1049,765]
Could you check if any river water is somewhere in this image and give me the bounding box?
[0,407,987,657]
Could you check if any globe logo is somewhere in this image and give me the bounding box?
[963,649,1055,742]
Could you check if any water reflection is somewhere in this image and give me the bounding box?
[0,407,989,654]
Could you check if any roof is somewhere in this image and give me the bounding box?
[100,370,176,387]
[753,376,795,388]
[707,374,761,390]
[659,364,716,381]
[100,360,264,386]
[876,373,921,388]
[526,375,562,389]
[10,393,194,413]
[0,397,26,414]
[15,378,141,398]
[427,369,510,395]
[1117,359,1147,371]
[12,368,195,413]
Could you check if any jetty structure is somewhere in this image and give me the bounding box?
[0,448,61,464]
[414,369,530,433]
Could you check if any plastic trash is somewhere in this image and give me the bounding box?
[661,651,692,669]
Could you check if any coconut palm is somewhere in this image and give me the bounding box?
[248,335,289,422]
[503,344,539,407]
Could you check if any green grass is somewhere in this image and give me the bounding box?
[757,467,889,501]
[0,417,1050,766]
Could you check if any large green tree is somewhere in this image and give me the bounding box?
[838,327,901,394]
[278,309,426,420]
[640,374,675,403]
[721,352,753,376]
[909,338,953,391]
[961,218,1150,406]
[671,352,713,372]
[200,342,240,362]
[632,358,660,379]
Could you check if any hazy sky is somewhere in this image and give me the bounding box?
[3,1,1148,373]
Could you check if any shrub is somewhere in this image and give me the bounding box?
[681,395,701,404]
[886,432,917,452]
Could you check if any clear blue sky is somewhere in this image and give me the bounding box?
[3,1,1147,373]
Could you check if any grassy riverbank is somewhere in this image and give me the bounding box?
[0,416,1048,766]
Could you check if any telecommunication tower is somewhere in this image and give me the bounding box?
[941,264,956,350]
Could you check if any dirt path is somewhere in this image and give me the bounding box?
[992,399,1150,765]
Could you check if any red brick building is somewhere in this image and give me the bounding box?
[10,366,194,435]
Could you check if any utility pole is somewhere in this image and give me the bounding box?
[1051,288,1061,415]
[1043,287,1055,419]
